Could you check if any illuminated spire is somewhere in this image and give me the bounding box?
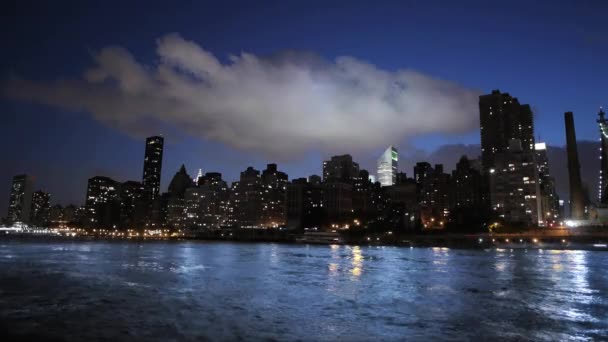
[193,168,203,183]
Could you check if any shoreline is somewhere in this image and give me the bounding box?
[2,231,607,251]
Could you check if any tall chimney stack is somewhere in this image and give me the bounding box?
[564,111,585,219]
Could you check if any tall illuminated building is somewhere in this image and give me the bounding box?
[142,136,164,200]
[377,146,398,186]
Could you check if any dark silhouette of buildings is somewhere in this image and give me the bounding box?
[7,174,34,224]
[479,90,534,170]
[384,177,418,231]
[565,111,586,219]
[166,165,193,229]
[323,154,359,183]
[30,190,51,226]
[48,204,82,226]
[286,176,324,230]
[119,181,147,228]
[414,162,433,185]
[450,156,487,210]
[3,108,576,232]
[415,163,450,226]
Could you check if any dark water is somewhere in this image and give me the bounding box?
[0,241,606,341]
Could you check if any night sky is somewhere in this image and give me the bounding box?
[2,0,607,211]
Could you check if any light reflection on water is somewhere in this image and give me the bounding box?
[350,246,363,278]
[0,241,606,341]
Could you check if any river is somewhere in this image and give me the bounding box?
[0,240,606,341]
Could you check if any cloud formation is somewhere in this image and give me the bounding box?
[3,33,480,157]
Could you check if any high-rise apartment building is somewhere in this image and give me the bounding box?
[479,90,534,170]
[489,139,542,225]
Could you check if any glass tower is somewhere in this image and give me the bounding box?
[377,146,398,186]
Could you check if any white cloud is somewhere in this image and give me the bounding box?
[3,33,480,157]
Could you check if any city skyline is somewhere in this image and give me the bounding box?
[1,1,607,208]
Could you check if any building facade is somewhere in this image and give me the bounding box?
[30,190,51,226]
[416,164,450,225]
[85,176,121,228]
[489,139,542,225]
[119,181,147,228]
[230,167,264,228]
[261,164,288,227]
[450,156,488,210]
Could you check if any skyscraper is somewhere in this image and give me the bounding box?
[479,90,534,170]
[377,146,398,186]
[7,174,34,224]
[142,136,164,201]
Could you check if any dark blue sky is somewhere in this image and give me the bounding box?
[2,0,607,207]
